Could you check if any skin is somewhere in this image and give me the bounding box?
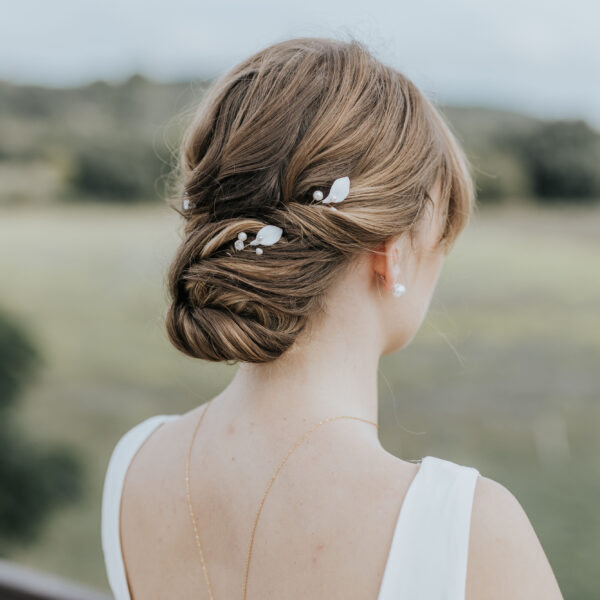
[120,178,564,599]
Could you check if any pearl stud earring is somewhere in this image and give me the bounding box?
[392,282,407,297]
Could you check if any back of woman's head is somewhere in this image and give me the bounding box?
[164,36,475,365]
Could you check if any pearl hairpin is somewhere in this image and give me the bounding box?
[312,176,350,211]
[228,176,350,256]
[182,191,194,211]
[234,225,282,254]
[234,231,247,250]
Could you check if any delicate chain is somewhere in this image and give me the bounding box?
[185,398,379,600]
[185,400,214,599]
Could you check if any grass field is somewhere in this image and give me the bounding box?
[0,201,598,599]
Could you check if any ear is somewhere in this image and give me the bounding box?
[372,236,401,293]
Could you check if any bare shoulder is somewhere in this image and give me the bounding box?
[466,474,564,600]
[122,413,186,487]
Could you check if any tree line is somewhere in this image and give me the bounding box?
[0,74,598,205]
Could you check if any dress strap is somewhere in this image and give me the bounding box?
[101,414,179,600]
[377,455,480,600]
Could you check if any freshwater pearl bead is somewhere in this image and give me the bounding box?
[234,240,244,251]
[313,190,324,201]
[238,232,247,241]
[255,247,263,255]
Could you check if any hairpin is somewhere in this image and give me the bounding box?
[229,176,349,255]
[312,176,350,211]
[182,191,193,210]
[234,225,283,255]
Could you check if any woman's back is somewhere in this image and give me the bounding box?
[102,402,483,600]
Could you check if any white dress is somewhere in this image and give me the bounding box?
[101,414,480,599]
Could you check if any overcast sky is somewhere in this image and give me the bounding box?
[2,0,599,128]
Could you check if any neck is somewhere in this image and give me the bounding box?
[216,289,384,449]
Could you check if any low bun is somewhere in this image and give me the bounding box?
[164,216,341,364]
[165,300,303,364]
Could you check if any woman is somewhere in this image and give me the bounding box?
[101,37,563,599]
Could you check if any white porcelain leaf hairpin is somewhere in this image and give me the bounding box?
[312,176,350,211]
[234,224,283,255]
[249,225,282,246]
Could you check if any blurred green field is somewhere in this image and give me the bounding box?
[0,202,598,598]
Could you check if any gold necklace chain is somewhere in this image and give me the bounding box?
[185,398,379,600]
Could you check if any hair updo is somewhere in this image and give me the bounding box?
[164,36,475,365]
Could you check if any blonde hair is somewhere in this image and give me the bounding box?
[165,36,476,364]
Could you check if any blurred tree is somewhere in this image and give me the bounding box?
[0,309,84,556]
[68,138,167,202]
[0,311,41,413]
[503,120,600,202]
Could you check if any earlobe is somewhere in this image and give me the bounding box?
[372,238,407,296]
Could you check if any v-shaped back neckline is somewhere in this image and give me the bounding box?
[104,416,477,600]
